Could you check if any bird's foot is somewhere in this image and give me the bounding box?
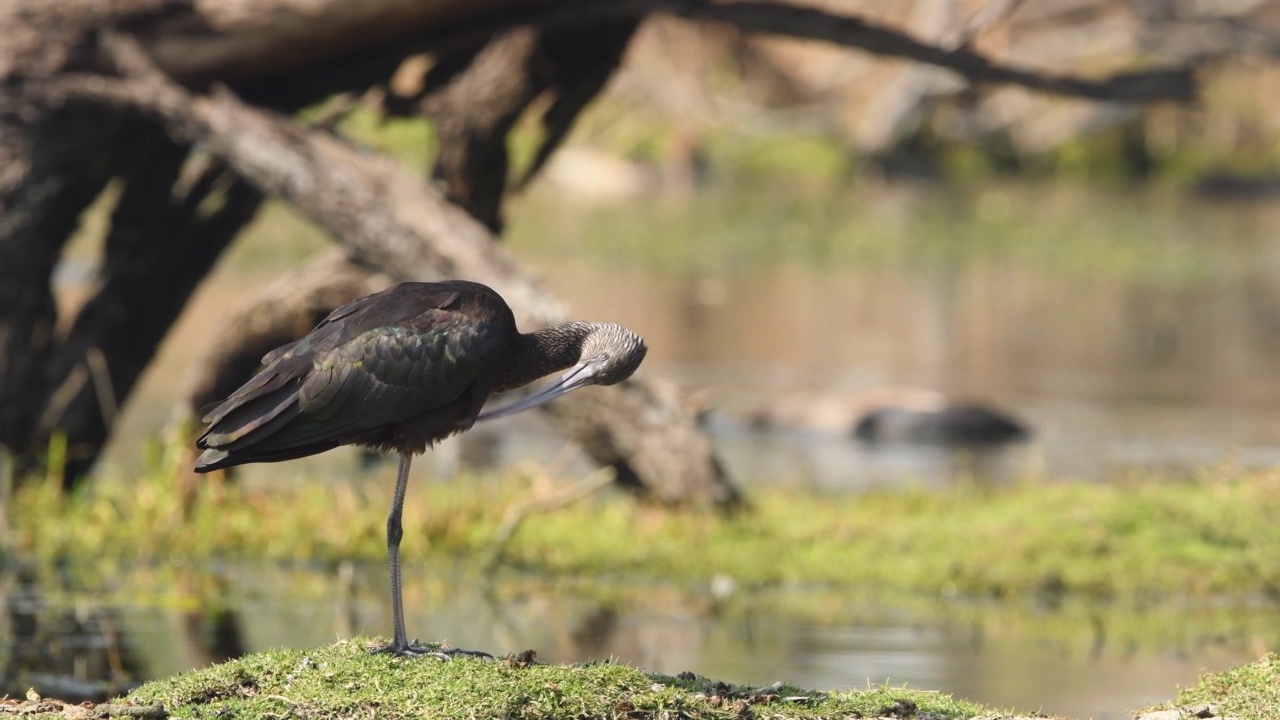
[369,638,494,661]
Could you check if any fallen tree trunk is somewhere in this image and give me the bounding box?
[48,33,742,508]
[417,20,641,232]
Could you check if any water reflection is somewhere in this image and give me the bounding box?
[3,562,1273,720]
[534,258,1280,484]
[1,565,144,701]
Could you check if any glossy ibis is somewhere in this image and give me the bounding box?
[193,280,647,658]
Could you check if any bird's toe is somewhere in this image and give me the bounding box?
[368,638,493,660]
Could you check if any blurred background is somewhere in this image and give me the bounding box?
[8,2,1280,718]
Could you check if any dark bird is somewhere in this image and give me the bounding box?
[193,280,647,657]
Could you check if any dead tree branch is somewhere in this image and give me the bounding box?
[417,19,640,231]
[545,0,1197,102]
[3,1,1196,105]
[38,135,263,483]
[260,0,1195,111]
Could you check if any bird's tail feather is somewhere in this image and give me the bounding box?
[195,377,362,473]
[200,392,300,448]
[194,439,342,472]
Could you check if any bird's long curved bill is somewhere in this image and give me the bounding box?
[478,362,597,421]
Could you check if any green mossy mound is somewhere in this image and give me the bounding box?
[3,640,1012,719]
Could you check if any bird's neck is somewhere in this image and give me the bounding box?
[496,322,593,393]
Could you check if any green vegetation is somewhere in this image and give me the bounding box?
[10,439,1280,605]
[1143,653,1280,719]
[103,640,999,720]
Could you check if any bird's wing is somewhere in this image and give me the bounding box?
[260,286,460,366]
[202,284,455,425]
[197,283,507,450]
[299,303,509,428]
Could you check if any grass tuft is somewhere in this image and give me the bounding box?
[1142,653,1280,719]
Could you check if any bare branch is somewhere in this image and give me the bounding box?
[388,0,1196,104]
[604,1,1196,102]
[5,1,1195,106]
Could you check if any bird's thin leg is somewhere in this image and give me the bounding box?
[369,452,492,661]
[387,451,412,651]
[369,452,420,656]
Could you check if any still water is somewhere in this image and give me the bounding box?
[4,559,1272,720]
[14,179,1280,718]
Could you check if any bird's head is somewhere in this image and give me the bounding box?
[577,322,648,386]
[478,322,647,421]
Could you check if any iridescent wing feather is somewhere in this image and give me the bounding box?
[195,282,512,470]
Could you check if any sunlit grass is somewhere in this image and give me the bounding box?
[11,437,1280,605]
